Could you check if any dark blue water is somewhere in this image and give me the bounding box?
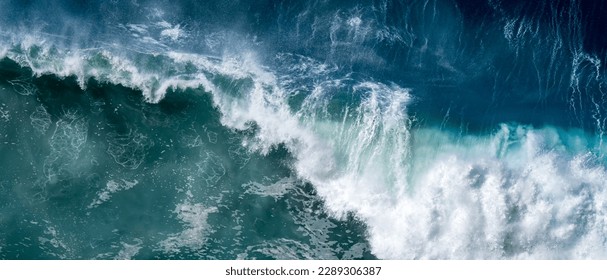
[1,0,607,259]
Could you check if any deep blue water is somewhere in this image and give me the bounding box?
[1,0,607,259]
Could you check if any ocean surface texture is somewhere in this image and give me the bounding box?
[1,0,607,259]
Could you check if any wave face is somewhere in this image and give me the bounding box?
[1,0,607,259]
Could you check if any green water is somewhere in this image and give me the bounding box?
[0,58,375,259]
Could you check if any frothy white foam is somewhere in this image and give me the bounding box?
[8,78,39,96]
[0,104,10,123]
[0,45,7,58]
[88,179,139,209]
[160,25,184,41]
[244,177,298,199]
[115,239,143,260]
[38,222,72,259]
[348,17,362,28]
[158,202,217,253]
[370,125,607,259]
[126,24,148,35]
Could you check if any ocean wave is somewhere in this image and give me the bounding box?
[2,0,607,259]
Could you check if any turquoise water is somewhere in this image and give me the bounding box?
[1,0,607,259]
[0,59,374,259]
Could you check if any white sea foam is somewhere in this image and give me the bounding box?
[114,239,143,260]
[158,202,217,253]
[8,78,38,96]
[0,104,9,123]
[126,24,149,35]
[0,45,7,58]
[106,129,154,169]
[43,111,88,182]
[38,222,72,259]
[88,179,139,209]
[244,177,298,199]
[160,25,184,41]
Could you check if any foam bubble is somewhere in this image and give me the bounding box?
[8,78,38,96]
[0,45,7,58]
[196,151,226,187]
[158,202,217,253]
[106,130,153,170]
[30,105,51,134]
[227,143,251,169]
[126,24,148,35]
[348,17,362,27]
[179,128,206,148]
[0,104,9,123]
[243,177,297,198]
[43,111,88,182]
[88,179,139,209]
[244,239,315,259]
[160,25,184,41]
[114,239,143,260]
[37,222,72,259]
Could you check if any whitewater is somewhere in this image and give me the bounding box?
[0,0,607,259]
